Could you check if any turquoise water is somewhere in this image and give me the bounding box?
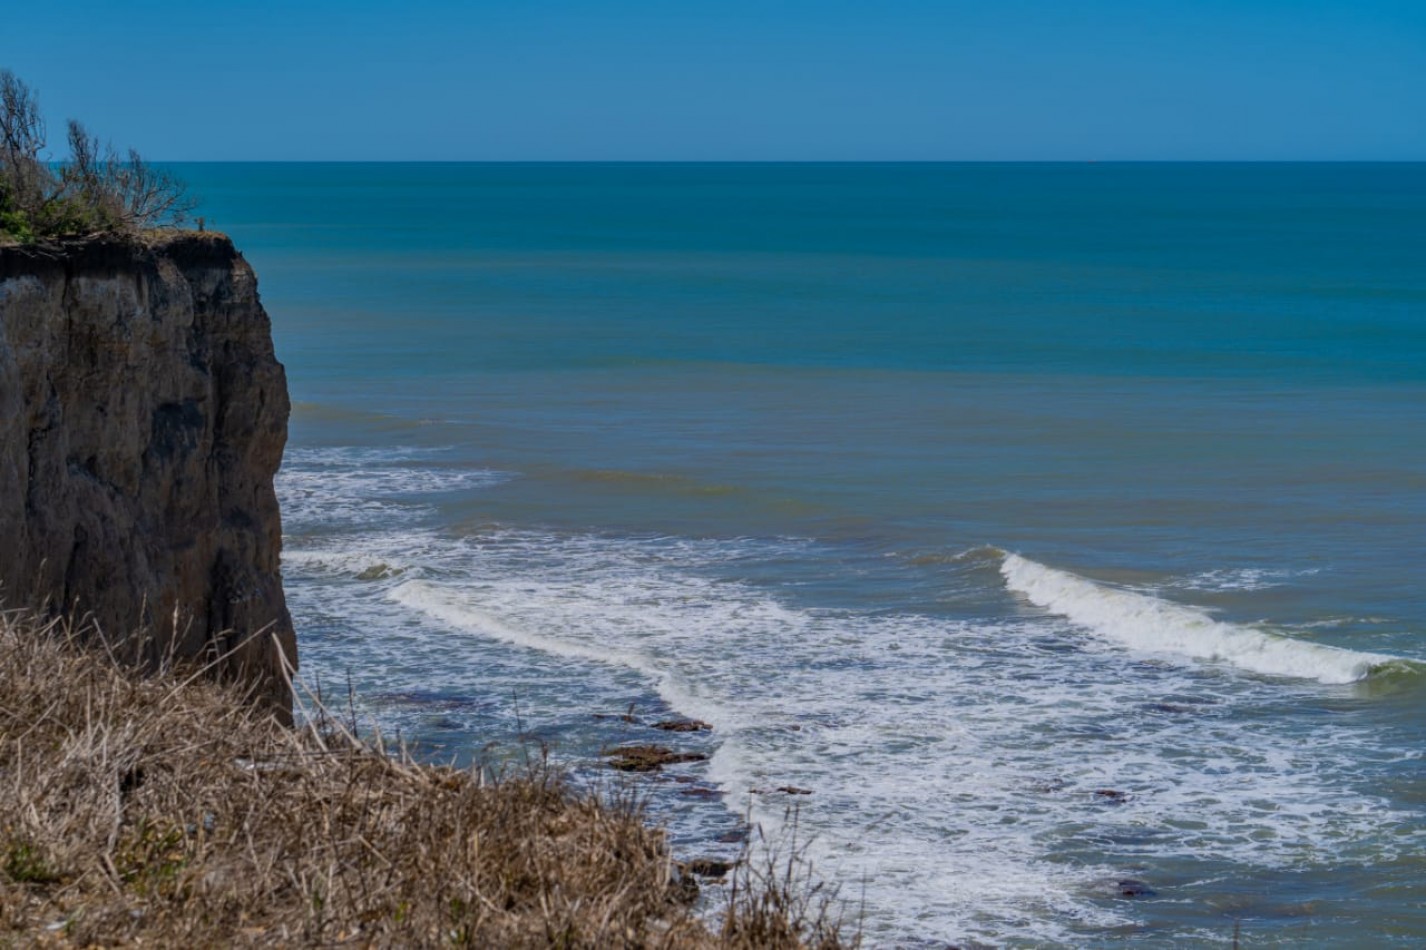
[182,163,1426,946]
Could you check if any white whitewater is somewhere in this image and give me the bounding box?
[1000,553,1398,684]
[278,449,1426,944]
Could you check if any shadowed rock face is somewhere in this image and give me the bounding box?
[0,232,295,719]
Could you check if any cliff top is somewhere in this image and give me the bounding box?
[0,229,240,280]
[0,227,234,254]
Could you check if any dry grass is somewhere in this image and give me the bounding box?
[0,609,853,948]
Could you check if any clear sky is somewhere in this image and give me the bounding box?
[3,0,1423,161]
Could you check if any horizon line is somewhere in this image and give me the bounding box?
[147,158,1426,165]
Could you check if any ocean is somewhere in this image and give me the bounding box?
[180,162,1426,946]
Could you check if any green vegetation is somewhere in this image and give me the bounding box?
[0,69,194,244]
[3,842,60,886]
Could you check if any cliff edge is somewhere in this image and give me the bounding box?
[0,231,295,717]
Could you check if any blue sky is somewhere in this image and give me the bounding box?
[3,0,1423,160]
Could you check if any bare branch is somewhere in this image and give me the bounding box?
[0,69,45,159]
[0,69,54,225]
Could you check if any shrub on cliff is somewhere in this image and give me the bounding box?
[0,69,194,243]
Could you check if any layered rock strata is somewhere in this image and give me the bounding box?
[0,232,295,717]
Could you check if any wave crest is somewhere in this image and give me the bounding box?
[1000,553,1402,684]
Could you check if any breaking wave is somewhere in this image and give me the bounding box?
[1001,553,1407,684]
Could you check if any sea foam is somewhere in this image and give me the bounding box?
[279,448,1426,944]
[1001,553,1398,684]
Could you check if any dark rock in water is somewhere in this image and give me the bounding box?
[1094,789,1130,803]
[376,690,483,711]
[716,828,749,844]
[652,718,713,732]
[1117,879,1156,898]
[687,858,735,878]
[680,786,722,799]
[1145,702,1194,715]
[752,785,814,796]
[601,744,708,772]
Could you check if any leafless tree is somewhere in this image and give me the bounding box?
[62,119,195,230]
[0,69,44,158]
[0,69,51,214]
[114,146,196,227]
[62,119,121,226]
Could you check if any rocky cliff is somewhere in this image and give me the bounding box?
[0,232,295,718]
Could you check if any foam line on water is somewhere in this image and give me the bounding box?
[390,579,650,671]
[278,446,509,530]
[386,579,725,728]
[1001,553,1399,684]
[1161,566,1319,593]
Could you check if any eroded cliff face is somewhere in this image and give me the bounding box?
[0,232,295,717]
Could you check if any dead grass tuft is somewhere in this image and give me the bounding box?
[0,609,853,947]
